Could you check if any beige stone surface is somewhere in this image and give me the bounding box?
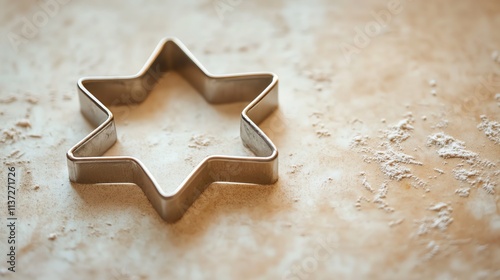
[0,0,499,279]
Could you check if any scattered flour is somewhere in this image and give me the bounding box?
[383,115,414,143]
[429,203,453,231]
[48,233,57,240]
[449,160,497,195]
[433,168,444,174]
[455,187,470,197]
[351,115,428,217]
[388,218,404,227]
[427,133,478,159]
[357,174,394,212]
[287,164,303,175]
[428,202,448,211]
[359,172,375,193]
[350,135,369,148]
[351,115,497,252]
[431,120,448,129]
[452,168,478,182]
[417,202,454,235]
[355,196,371,210]
[373,182,388,202]
[188,134,211,148]
[372,182,394,212]
[482,180,496,195]
[368,148,422,181]
[424,240,440,260]
[310,112,331,138]
[477,115,500,144]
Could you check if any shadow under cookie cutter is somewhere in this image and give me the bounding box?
[66,38,279,223]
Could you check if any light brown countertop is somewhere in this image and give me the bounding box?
[0,0,499,279]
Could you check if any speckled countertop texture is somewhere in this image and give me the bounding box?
[0,0,499,279]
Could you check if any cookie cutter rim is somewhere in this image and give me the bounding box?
[66,37,279,223]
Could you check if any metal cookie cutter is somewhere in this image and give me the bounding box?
[66,38,279,222]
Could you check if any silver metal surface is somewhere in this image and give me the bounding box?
[66,38,279,223]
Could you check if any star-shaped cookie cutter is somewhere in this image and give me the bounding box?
[66,38,279,222]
